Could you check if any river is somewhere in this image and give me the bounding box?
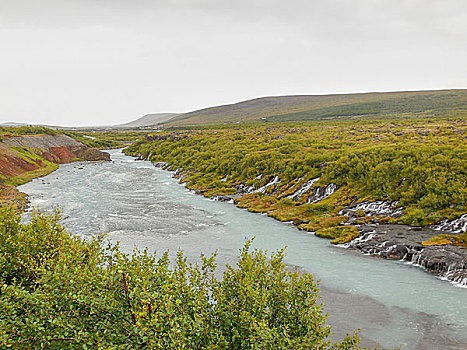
[19,149,467,349]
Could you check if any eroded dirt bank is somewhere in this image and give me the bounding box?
[0,134,110,208]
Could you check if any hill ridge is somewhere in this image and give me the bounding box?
[166,89,467,126]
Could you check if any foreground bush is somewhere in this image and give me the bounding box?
[0,208,360,349]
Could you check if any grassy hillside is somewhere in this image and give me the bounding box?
[117,113,179,127]
[166,89,467,126]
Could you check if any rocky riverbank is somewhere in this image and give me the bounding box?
[341,223,467,287]
[166,166,467,287]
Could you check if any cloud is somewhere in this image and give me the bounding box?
[0,0,466,126]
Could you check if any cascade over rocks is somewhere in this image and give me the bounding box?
[287,177,320,201]
[236,182,255,194]
[140,153,467,286]
[307,183,340,203]
[340,201,405,220]
[341,224,467,286]
[254,175,281,194]
[431,214,467,233]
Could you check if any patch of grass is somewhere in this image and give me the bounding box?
[422,232,467,247]
[7,162,59,186]
[315,225,360,244]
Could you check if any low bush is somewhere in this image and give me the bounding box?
[0,208,360,349]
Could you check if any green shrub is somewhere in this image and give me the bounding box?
[0,208,360,349]
[305,203,333,215]
[403,208,429,226]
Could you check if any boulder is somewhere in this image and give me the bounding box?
[76,147,111,161]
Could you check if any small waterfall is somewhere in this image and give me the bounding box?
[410,249,425,267]
[307,183,338,203]
[339,231,376,249]
[236,175,279,195]
[287,177,320,201]
[440,262,467,287]
[236,182,255,194]
[431,213,467,233]
[339,200,404,218]
[254,176,281,194]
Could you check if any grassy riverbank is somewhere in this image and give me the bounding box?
[124,118,467,246]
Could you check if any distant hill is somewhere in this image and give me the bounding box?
[118,113,179,128]
[165,89,467,126]
[1,122,38,127]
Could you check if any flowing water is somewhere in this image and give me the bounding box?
[19,149,467,350]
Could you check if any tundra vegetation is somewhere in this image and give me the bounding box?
[0,208,360,349]
[124,118,467,246]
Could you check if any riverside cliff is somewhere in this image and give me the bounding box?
[0,132,110,208]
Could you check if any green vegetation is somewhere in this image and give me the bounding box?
[0,126,58,136]
[315,226,360,245]
[422,232,467,247]
[165,89,467,126]
[124,118,466,244]
[0,208,360,349]
[63,131,146,149]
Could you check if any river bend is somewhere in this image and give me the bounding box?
[19,149,467,350]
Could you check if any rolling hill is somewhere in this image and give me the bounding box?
[165,89,467,126]
[117,113,179,128]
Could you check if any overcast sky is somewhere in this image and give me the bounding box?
[1,0,466,126]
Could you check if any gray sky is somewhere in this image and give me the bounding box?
[1,0,466,126]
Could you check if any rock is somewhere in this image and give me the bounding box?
[340,224,467,286]
[211,195,235,202]
[75,147,111,161]
[292,218,307,225]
